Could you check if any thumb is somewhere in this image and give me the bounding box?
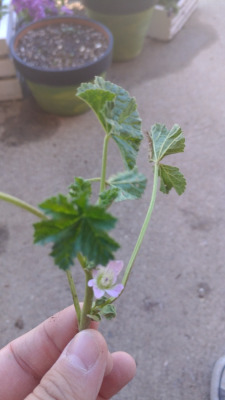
[25,329,111,400]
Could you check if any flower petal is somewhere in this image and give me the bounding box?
[107,260,124,276]
[92,269,99,279]
[93,286,105,299]
[106,284,124,298]
[87,279,95,287]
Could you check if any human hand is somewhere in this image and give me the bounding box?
[0,305,136,400]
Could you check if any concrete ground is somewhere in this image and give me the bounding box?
[0,1,225,398]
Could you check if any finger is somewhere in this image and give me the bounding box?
[25,330,111,400]
[98,351,136,399]
[0,305,97,400]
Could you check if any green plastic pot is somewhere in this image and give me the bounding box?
[83,0,156,61]
[10,16,113,116]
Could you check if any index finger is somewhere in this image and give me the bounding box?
[0,305,96,400]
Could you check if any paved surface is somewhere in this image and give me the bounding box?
[1,1,225,398]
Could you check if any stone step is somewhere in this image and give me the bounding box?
[0,0,22,101]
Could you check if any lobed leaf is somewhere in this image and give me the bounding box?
[39,194,77,217]
[158,164,186,195]
[149,123,185,163]
[34,193,119,270]
[99,187,119,209]
[76,81,115,132]
[69,177,92,206]
[148,123,186,195]
[77,77,143,170]
[108,168,147,201]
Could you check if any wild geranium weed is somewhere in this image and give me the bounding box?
[0,77,186,330]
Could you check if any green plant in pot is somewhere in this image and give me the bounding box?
[83,0,157,61]
[10,15,113,116]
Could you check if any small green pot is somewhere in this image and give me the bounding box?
[10,16,113,116]
[83,0,155,61]
[26,80,96,116]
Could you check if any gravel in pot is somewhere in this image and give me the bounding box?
[10,16,113,116]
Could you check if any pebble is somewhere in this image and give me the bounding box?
[197,282,211,298]
[16,22,108,70]
[14,317,24,329]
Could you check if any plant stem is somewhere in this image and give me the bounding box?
[0,192,47,220]
[79,270,93,331]
[0,193,84,328]
[77,252,87,269]
[122,163,159,287]
[100,135,110,194]
[66,270,81,325]
[87,177,101,183]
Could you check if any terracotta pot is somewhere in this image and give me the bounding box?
[10,16,113,116]
[83,0,156,61]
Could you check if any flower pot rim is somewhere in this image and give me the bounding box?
[83,0,156,14]
[10,16,113,86]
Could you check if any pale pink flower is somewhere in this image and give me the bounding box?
[88,260,124,299]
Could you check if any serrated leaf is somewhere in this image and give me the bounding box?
[148,123,186,195]
[77,81,115,131]
[77,77,143,170]
[149,123,185,163]
[99,188,119,208]
[39,195,77,218]
[34,193,120,270]
[69,177,91,206]
[158,164,186,195]
[34,218,75,244]
[108,167,147,201]
[50,225,79,269]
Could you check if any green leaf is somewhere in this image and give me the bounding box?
[148,123,186,195]
[34,218,75,244]
[77,81,115,131]
[34,193,120,270]
[94,296,108,306]
[69,177,92,206]
[108,167,147,201]
[77,77,143,170]
[158,164,186,195]
[39,194,77,218]
[101,304,117,320]
[99,187,119,208]
[149,123,185,163]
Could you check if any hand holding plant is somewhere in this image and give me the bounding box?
[0,77,186,331]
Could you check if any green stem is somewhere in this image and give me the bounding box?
[86,177,101,183]
[100,135,110,194]
[66,270,81,325]
[77,252,87,269]
[0,192,47,220]
[79,270,94,331]
[122,163,159,287]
